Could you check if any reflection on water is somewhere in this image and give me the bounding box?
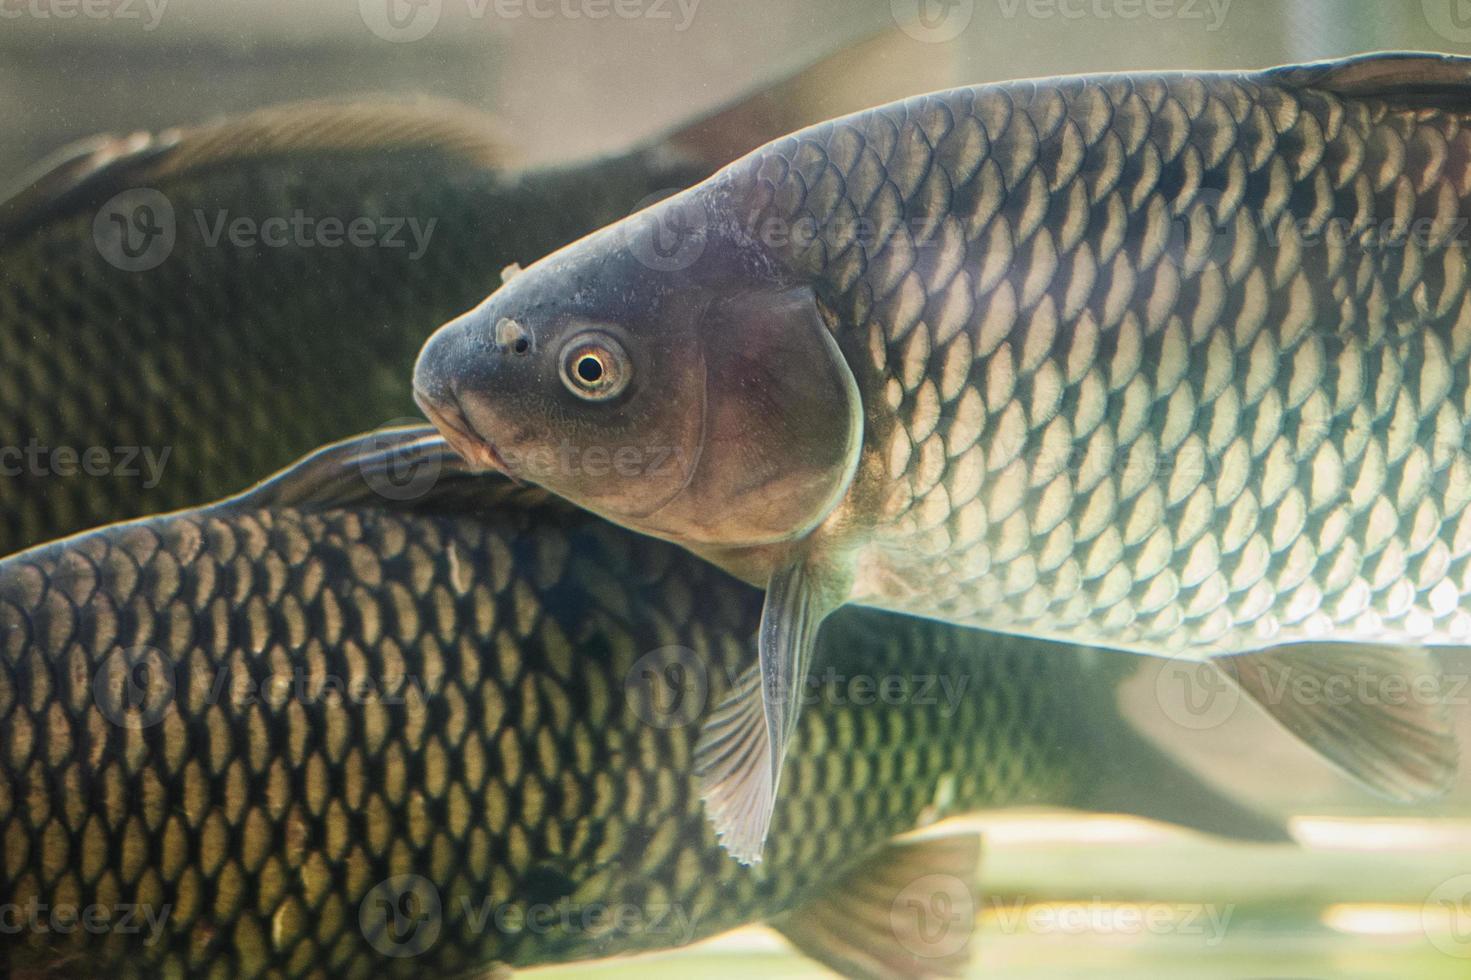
[538,813,1471,976]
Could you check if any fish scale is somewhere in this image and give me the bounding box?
[411,54,1462,863]
[728,66,1471,655]
[0,440,1193,979]
[0,106,712,558]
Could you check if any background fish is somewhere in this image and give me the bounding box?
[0,428,1285,979]
[413,53,1471,859]
[0,31,939,558]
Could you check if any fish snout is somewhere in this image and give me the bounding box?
[414,321,513,474]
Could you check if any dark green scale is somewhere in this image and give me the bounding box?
[0,100,708,557]
[0,430,1282,978]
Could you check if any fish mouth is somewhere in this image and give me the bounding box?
[417,393,514,475]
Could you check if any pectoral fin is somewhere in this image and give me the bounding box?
[695,559,835,864]
[771,833,982,979]
[1211,644,1458,802]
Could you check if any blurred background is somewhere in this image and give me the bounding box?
[5,0,1471,975]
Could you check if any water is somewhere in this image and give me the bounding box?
[3,2,1471,977]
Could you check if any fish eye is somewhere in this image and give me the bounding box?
[560,332,631,400]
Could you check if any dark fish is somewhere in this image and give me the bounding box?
[0,427,1285,979]
[0,31,937,558]
[413,53,1471,859]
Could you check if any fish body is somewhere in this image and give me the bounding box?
[0,101,704,557]
[0,30,933,557]
[0,429,1283,979]
[413,53,1468,859]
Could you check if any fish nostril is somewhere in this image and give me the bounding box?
[494,316,531,356]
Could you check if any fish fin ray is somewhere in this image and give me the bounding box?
[1,98,508,245]
[772,833,982,979]
[1212,644,1459,803]
[657,28,955,173]
[695,560,830,864]
[211,426,558,517]
[1265,52,1471,105]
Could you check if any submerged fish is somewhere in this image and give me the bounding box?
[0,32,934,558]
[0,428,1285,978]
[414,52,1469,860]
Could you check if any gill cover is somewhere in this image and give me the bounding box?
[649,284,862,550]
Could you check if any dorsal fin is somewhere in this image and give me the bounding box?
[657,28,956,171]
[0,98,509,246]
[209,425,560,518]
[1265,51,1471,105]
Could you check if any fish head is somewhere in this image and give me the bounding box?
[414,206,863,559]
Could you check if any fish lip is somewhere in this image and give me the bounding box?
[416,393,515,477]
